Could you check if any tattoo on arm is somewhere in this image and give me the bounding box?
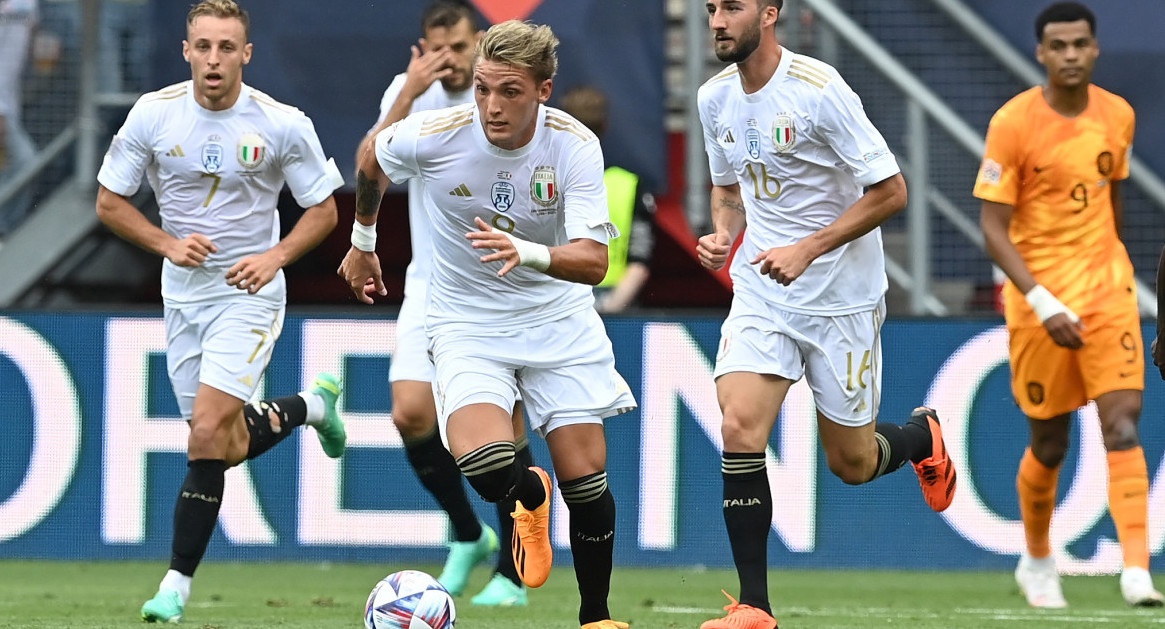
[356,170,382,218]
[719,197,746,216]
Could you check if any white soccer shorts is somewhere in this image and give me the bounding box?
[429,307,636,443]
[389,287,434,383]
[164,300,284,419]
[714,296,884,427]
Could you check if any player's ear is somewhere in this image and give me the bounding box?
[182,40,190,62]
[242,42,253,65]
[537,79,553,104]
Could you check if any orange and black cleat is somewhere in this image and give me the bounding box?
[511,466,554,588]
[700,591,778,629]
[908,406,957,512]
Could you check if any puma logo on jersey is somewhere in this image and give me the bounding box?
[449,183,472,197]
[166,145,185,157]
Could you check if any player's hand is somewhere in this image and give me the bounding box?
[401,42,453,99]
[751,242,813,286]
[467,217,520,276]
[337,247,386,304]
[1152,336,1165,380]
[165,233,217,267]
[1043,313,1085,349]
[697,232,732,271]
[225,251,282,294]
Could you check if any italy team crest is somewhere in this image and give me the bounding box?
[237,133,266,169]
[492,181,515,212]
[772,115,796,152]
[201,142,224,173]
[530,166,557,207]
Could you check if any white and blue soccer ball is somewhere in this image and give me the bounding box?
[364,569,456,629]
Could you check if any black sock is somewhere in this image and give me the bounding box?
[561,471,615,625]
[495,439,534,584]
[244,394,308,460]
[722,452,771,615]
[170,459,227,576]
[870,421,929,481]
[404,428,482,542]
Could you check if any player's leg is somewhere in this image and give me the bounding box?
[392,378,496,596]
[1009,325,1081,608]
[472,403,530,606]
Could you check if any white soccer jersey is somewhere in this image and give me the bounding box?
[698,49,901,315]
[376,103,614,333]
[97,81,342,307]
[372,74,474,295]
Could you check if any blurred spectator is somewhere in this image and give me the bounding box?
[560,85,656,313]
[0,0,39,238]
[99,0,150,95]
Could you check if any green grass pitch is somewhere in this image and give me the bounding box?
[2,560,1163,628]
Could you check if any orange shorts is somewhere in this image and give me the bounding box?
[1008,306,1144,419]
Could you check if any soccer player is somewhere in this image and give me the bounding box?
[977,1,1163,609]
[95,1,347,622]
[359,0,528,606]
[696,2,956,627]
[559,85,657,314]
[339,20,636,629]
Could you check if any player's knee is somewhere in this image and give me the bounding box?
[390,406,437,439]
[1030,434,1069,467]
[824,450,873,485]
[720,413,765,451]
[1103,418,1141,452]
[457,442,519,503]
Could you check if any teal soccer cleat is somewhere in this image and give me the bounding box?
[437,524,499,596]
[310,373,346,458]
[471,573,528,607]
[141,588,184,623]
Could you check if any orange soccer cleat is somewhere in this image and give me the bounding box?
[700,591,778,629]
[511,466,554,588]
[908,406,957,512]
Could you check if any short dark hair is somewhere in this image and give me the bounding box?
[422,0,477,33]
[1035,2,1095,42]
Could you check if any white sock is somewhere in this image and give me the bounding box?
[300,390,326,425]
[160,569,192,604]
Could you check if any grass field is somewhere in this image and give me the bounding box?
[3,560,1165,628]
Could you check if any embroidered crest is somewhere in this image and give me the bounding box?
[979,158,1003,185]
[492,181,515,212]
[772,114,795,152]
[530,166,558,207]
[237,132,266,169]
[201,142,224,173]
[745,128,761,160]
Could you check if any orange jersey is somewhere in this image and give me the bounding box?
[974,85,1136,328]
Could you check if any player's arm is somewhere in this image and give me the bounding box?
[225,196,339,294]
[96,185,217,266]
[467,217,610,285]
[696,183,747,271]
[337,136,394,303]
[751,173,906,285]
[980,199,1083,348]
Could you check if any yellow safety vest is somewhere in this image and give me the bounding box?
[598,166,638,287]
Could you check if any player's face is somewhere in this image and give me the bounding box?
[473,59,552,151]
[183,16,252,111]
[1036,20,1097,89]
[422,18,480,93]
[706,0,772,64]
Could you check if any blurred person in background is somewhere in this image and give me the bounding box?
[977,1,1162,609]
[95,1,347,622]
[559,85,656,314]
[0,0,39,239]
[358,0,530,607]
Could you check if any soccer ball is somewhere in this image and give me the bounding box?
[364,569,456,629]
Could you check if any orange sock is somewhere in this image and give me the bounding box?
[1017,447,1059,559]
[1108,447,1151,571]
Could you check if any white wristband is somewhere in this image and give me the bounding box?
[351,221,377,252]
[1024,284,1080,324]
[501,232,551,272]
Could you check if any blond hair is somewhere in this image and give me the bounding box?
[475,20,559,83]
[187,0,251,40]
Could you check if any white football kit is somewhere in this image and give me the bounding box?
[375,103,636,437]
[98,81,342,417]
[371,74,473,383]
[698,49,901,425]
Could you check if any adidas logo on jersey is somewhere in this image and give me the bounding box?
[722,130,735,144]
[166,145,185,157]
[449,184,471,197]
